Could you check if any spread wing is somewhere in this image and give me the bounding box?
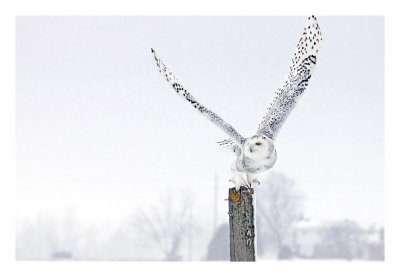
[256,15,322,140]
[217,138,241,154]
[151,49,245,146]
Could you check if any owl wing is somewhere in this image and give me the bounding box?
[217,137,239,151]
[151,48,245,146]
[256,15,322,140]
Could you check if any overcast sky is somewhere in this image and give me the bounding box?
[16,16,384,232]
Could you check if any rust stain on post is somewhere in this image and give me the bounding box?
[231,190,241,203]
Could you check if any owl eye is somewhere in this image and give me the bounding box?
[255,142,262,146]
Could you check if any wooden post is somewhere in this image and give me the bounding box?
[228,187,256,261]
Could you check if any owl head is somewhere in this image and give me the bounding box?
[244,135,276,161]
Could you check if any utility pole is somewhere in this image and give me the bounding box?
[188,207,193,261]
[213,174,218,232]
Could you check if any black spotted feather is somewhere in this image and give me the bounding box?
[256,15,322,140]
[151,48,246,146]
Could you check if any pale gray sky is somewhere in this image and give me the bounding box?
[16,16,384,232]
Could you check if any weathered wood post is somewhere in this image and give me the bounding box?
[228,187,256,261]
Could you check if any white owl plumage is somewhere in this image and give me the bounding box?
[151,16,322,190]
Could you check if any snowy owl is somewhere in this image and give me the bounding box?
[151,16,322,190]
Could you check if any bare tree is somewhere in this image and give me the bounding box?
[256,171,304,258]
[130,191,194,261]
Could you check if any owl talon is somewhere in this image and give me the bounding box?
[229,175,247,191]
